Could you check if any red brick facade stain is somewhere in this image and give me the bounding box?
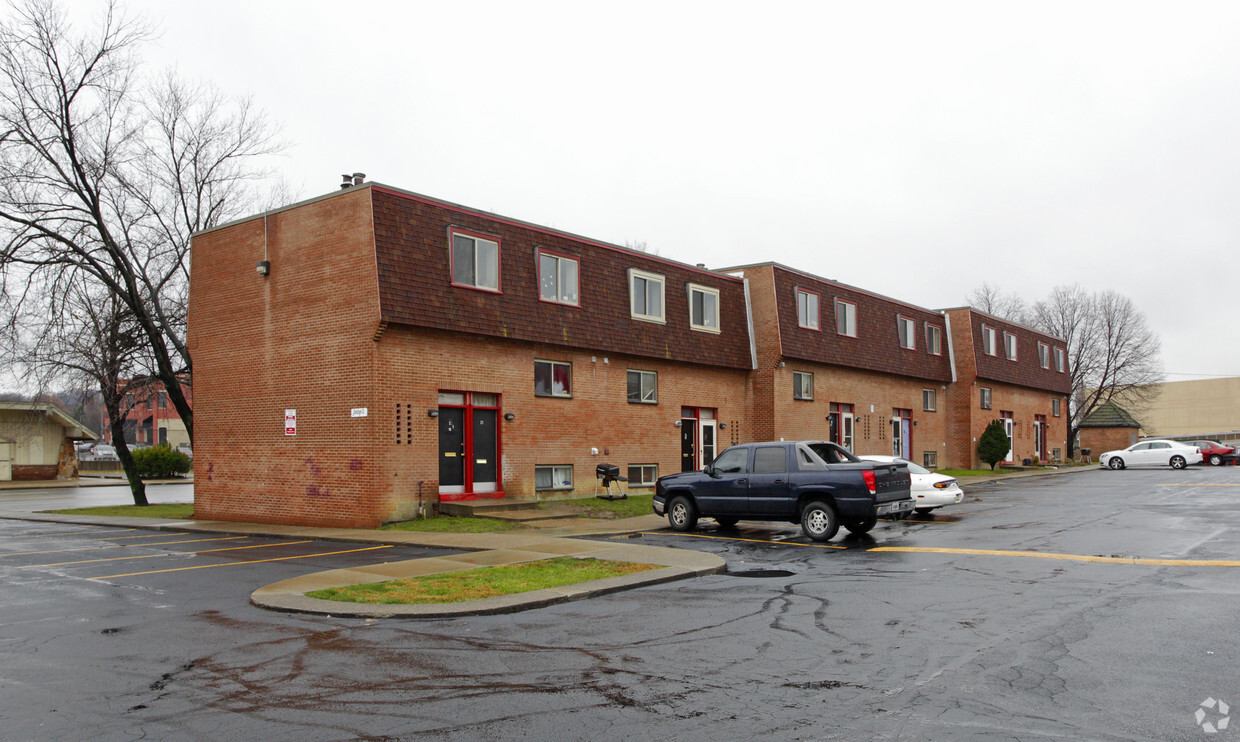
[189,186,1080,527]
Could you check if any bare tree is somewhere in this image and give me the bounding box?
[1025,285,1162,455]
[0,0,283,442]
[966,282,1028,323]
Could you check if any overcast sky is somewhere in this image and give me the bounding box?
[57,1,1240,379]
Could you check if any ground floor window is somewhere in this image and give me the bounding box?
[923,451,938,468]
[627,463,658,486]
[535,465,573,491]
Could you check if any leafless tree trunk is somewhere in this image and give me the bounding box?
[0,0,284,443]
[966,282,1029,324]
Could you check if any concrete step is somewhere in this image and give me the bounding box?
[438,499,541,517]
[476,508,582,522]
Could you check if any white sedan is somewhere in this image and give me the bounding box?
[860,455,964,515]
[1098,440,1202,470]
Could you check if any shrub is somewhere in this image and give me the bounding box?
[978,420,1011,471]
[131,445,192,479]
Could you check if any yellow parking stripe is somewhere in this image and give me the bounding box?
[89,545,393,580]
[870,546,1240,566]
[2,535,249,558]
[19,540,313,568]
[641,532,847,549]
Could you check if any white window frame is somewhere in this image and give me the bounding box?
[626,369,657,404]
[534,359,572,398]
[1004,332,1018,361]
[796,288,820,330]
[535,465,573,491]
[982,325,997,356]
[537,249,579,306]
[1053,398,1061,417]
[1038,342,1050,368]
[898,315,916,350]
[980,387,992,409]
[450,228,501,292]
[793,371,814,401]
[1055,347,1066,373]
[835,299,857,337]
[923,388,936,412]
[688,283,720,333]
[923,451,938,469]
[628,268,666,324]
[627,463,658,487]
[926,324,942,355]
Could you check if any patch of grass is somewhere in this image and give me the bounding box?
[936,469,1009,478]
[379,516,527,533]
[307,557,661,605]
[542,493,655,519]
[42,503,195,518]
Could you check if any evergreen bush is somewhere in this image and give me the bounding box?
[131,445,192,479]
[978,420,1011,470]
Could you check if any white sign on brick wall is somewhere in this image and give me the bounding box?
[285,409,297,436]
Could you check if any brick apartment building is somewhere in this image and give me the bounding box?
[103,380,192,449]
[943,308,1072,469]
[189,182,1072,528]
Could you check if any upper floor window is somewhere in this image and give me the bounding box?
[898,316,916,349]
[1004,332,1018,361]
[982,325,997,356]
[980,387,992,409]
[835,299,857,337]
[534,360,571,398]
[796,288,820,330]
[1038,342,1050,368]
[450,228,500,292]
[923,388,937,411]
[537,249,578,306]
[1052,398,1062,417]
[627,369,657,404]
[793,371,814,400]
[688,284,720,333]
[1054,347,1066,373]
[157,391,167,409]
[629,269,665,323]
[125,392,135,408]
[926,324,942,355]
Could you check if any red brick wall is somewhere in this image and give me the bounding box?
[12,465,58,481]
[189,188,387,528]
[1078,427,1139,457]
[954,381,1069,468]
[372,326,751,520]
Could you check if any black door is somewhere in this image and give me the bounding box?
[472,408,498,489]
[680,420,697,472]
[438,407,465,487]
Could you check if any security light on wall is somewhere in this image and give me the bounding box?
[256,260,270,276]
[674,420,682,428]
[504,413,515,421]
[427,410,439,418]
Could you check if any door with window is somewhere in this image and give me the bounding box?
[892,409,912,458]
[680,407,718,471]
[1000,411,1015,463]
[828,403,855,452]
[437,391,502,500]
[1034,414,1047,461]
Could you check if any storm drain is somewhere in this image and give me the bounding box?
[728,569,796,578]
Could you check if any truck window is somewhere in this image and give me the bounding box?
[712,447,748,474]
[753,446,787,474]
[807,442,860,464]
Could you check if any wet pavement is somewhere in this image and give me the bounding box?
[3,465,1240,740]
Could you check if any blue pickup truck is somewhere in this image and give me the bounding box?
[653,440,914,541]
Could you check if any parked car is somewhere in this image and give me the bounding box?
[177,443,193,459]
[1190,440,1236,466]
[90,443,117,458]
[859,455,964,515]
[1098,440,1202,470]
[653,440,913,541]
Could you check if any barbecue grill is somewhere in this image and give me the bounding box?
[594,463,628,500]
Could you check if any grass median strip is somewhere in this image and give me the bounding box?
[306,557,661,605]
[43,503,195,518]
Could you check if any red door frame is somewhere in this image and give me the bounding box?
[438,391,504,502]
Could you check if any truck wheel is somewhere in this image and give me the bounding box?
[1210,454,1222,466]
[1108,457,1125,470]
[844,513,877,535]
[714,517,739,528]
[1170,456,1187,470]
[667,496,698,532]
[800,501,839,542]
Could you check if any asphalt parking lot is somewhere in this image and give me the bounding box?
[3,465,1240,741]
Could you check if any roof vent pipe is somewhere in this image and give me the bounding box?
[352,172,366,186]
[340,174,353,190]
